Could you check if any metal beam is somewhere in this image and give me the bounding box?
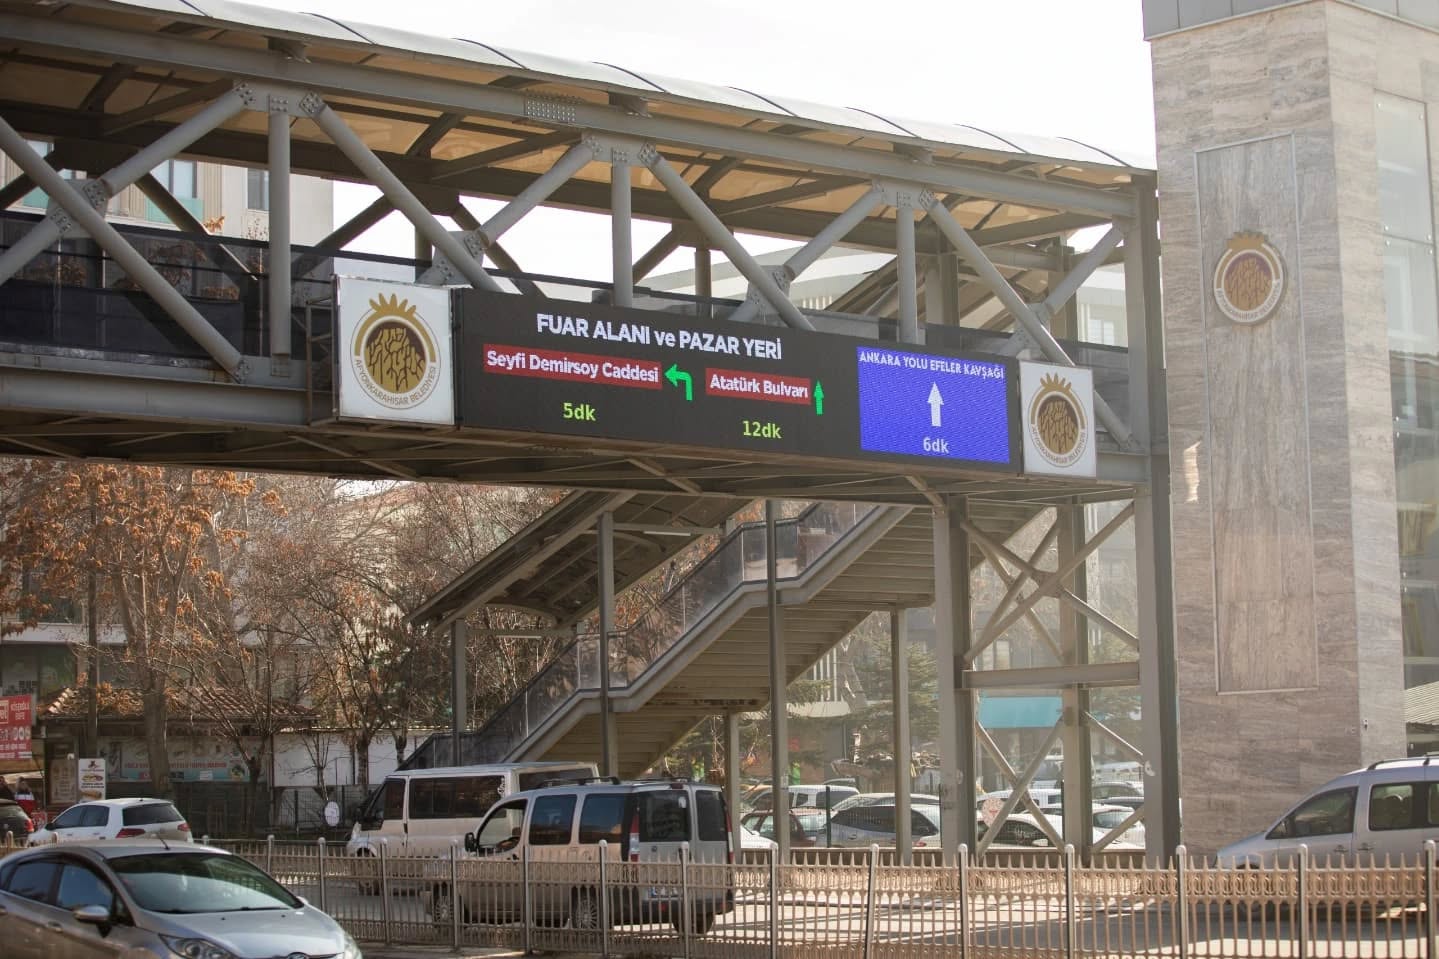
[643,146,814,331]
[767,499,790,862]
[598,511,618,777]
[0,86,247,285]
[960,661,1140,690]
[132,173,257,294]
[268,107,292,358]
[892,609,912,863]
[0,119,245,378]
[922,196,1133,445]
[0,14,1137,216]
[443,199,542,297]
[290,195,392,279]
[101,78,233,136]
[612,154,632,308]
[726,183,883,325]
[303,96,502,293]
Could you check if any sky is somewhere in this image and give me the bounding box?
[244,0,1157,282]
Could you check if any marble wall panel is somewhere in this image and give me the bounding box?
[1196,134,1318,693]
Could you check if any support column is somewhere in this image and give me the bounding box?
[694,246,712,320]
[896,195,919,345]
[267,106,292,361]
[1057,504,1093,859]
[933,499,976,861]
[611,159,632,307]
[766,500,790,861]
[891,609,912,862]
[1125,175,1180,861]
[725,711,741,861]
[450,619,467,767]
[598,511,619,777]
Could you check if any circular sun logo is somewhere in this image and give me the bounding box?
[350,293,441,410]
[1028,372,1088,469]
[1213,232,1286,325]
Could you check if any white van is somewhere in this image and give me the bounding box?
[1218,757,1439,867]
[347,761,597,863]
[436,777,733,933]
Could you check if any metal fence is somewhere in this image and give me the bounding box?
[191,837,1439,958]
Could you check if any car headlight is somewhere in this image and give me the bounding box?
[342,933,363,959]
[161,935,239,959]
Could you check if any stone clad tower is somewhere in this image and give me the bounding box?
[1145,0,1433,852]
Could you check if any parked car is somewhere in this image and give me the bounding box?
[439,777,733,933]
[348,760,597,862]
[829,792,940,814]
[1218,757,1439,867]
[746,784,859,812]
[738,822,774,850]
[977,787,1063,814]
[979,811,1066,848]
[1093,781,1145,804]
[29,799,190,846]
[829,802,942,847]
[0,841,361,959]
[740,809,815,848]
[0,798,32,844]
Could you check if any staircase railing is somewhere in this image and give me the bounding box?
[459,500,877,763]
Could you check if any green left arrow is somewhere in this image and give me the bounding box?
[665,363,693,401]
[814,381,825,416]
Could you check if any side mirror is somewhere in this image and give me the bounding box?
[73,903,112,933]
[463,832,477,854]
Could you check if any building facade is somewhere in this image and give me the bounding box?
[1146,0,1436,851]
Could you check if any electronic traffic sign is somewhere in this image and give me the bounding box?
[456,290,1018,473]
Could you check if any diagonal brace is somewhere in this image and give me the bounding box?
[640,144,814,331]
[975,722,1065,855]
[959,518,1059,666]
[727,183,884,325]
[971,536,1063,662]
[0,119,245,379]
[921,194,1133,446]
[299,93,501,293]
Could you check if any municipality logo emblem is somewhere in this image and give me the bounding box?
[1213,231,1286,325]
[1028,372,1088,470]
[350,293,442,410]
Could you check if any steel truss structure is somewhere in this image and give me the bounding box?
[0,0,1177,858]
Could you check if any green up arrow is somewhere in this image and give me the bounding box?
[814,381,825,416]
[665,363,693,401]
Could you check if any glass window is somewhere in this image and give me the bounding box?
[1369,783,1416,831]
[109,853,299,913]
[151,159,197,199]
[1428,783,1439,826]
[83,806,111,828]
[382,780,404,821]
[409,779,456,820]
[454,777,502,817]
[578,795,626,844]
[5,860,57,902]
[247,168,269,211]
[51,805,87,830]
[124,803,182,826]
[476,799,527,851]
[57,863,114,912]
[695,791,727,842]
[1274,788,1357,839]
[638,792,689,842]
[528,795,575,846]
[1377,95,1433,244]
[910,809,938,836]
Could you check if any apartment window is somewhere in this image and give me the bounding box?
[247,168,269,211]
[151,159,197,199]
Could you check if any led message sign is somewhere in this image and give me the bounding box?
[456,290,1018,473]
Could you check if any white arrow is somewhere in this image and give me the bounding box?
[927,382,944,428]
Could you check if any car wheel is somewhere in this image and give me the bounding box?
[571,889,605,930]
[431,884,471,925]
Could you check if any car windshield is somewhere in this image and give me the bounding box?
[109,853,300,914]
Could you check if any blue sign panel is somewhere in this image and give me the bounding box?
[856,347,1013,466]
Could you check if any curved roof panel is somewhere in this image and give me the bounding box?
[65,0,1144,172]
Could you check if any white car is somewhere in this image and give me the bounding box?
[739,822,775,850]
[29,798,192,845]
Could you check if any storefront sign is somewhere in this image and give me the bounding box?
[100,737,254,782]
[78,757,106,801]
[0,694,33,761]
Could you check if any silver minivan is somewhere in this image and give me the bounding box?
[435,778,734,933]
[1218,758,1439,866]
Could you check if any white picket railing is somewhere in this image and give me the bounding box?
[176,837,1439,958]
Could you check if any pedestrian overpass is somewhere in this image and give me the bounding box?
[0,0,1175,860]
